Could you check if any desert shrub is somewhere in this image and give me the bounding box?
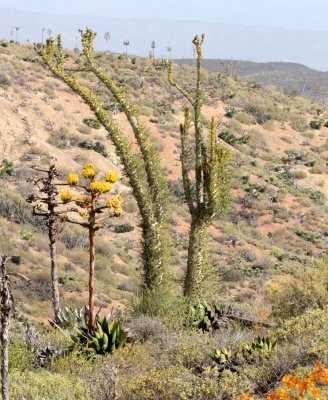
[123,198,139,213]
[235,112,256,125]
[309,120,322,130]
[9,338,34,373]
[20,228,33,242]
[289,170,307,179]
[227,119,243,134]
[281,150,308,165]
[267,258,328,320]
[294,227,320,243]
[0,159,14,178]
[113,223,134,233]
[168,179,188,201]
[10,255,21,265]
[58,225,88,249]
[128,315,169,343]
[10,370,91,399]
[262,120,275,131]
[78,140,108,157]
[0,73,10,86]
[225,107,237,118]
[307,189,326,205]
[121,366,219,400]
[290,113,307,132]
[77,124,92,135]
[0,190,42,227]
[244,104,271,124]
[274,306,328,364]
[309,165,326,174]
[47,127,81,149]
[102,101,124,114]
[218,131,250,146]
[95,239,117,256]
[134,290,189,328]
[83,117,101,129]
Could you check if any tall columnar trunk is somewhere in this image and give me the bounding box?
[88,228,96,331]
[169,35,231,300]
[49,227,61,323]
[1,311,9,400]
[1,256,11,400]
[37,31,169,297]
[184,211,210,299]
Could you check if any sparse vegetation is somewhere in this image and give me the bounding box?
[0,26,327,399]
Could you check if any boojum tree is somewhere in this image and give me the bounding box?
[36,30,169,299]
[59,163,123,331]
[168,34,232,299]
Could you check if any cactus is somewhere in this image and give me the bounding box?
[190,301,272,332]
[243,336,277,354]
[190,301,218,331]
[71,315,127,355]
[51,305,89,329]
[212,348,233,365]
[36,29,169,300]
[168,35,232,299]
[212,338,277,373]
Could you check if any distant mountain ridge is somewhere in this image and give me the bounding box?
[175,59,328,102]
[1,7,328,71]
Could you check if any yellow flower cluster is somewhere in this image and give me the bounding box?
[113,207,123,217]
[106,195,123,217]
[106,170,118,183]
[67,173,79,186]
[79,209,89,219]
[89,180,112,194]
[106,195,123,209]
[82,163,96,179]
[75,195,91,206]
[60,189,74,203]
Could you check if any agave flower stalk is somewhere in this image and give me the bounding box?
[61,164,123,331]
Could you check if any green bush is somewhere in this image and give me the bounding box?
[10,255,21,265]
[309,120,322,130]
[83,118,101,129]
[290,114,307,132]
[235,111,256,125]
[225,107,237,118]
[121,365,219,400]
[47,127,81,149]
[0,73,10,87]
[78,140,108,157]
[113,223,135,233]
[10,370,91,399]
[218,131,250,146]
[267,258,328,319]
[0,159,14,178]
[8,338,34,373]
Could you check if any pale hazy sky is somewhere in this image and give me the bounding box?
[0,0,328,31]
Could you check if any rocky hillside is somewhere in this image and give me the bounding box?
[1,39,328,322]
[176,58,328,102]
